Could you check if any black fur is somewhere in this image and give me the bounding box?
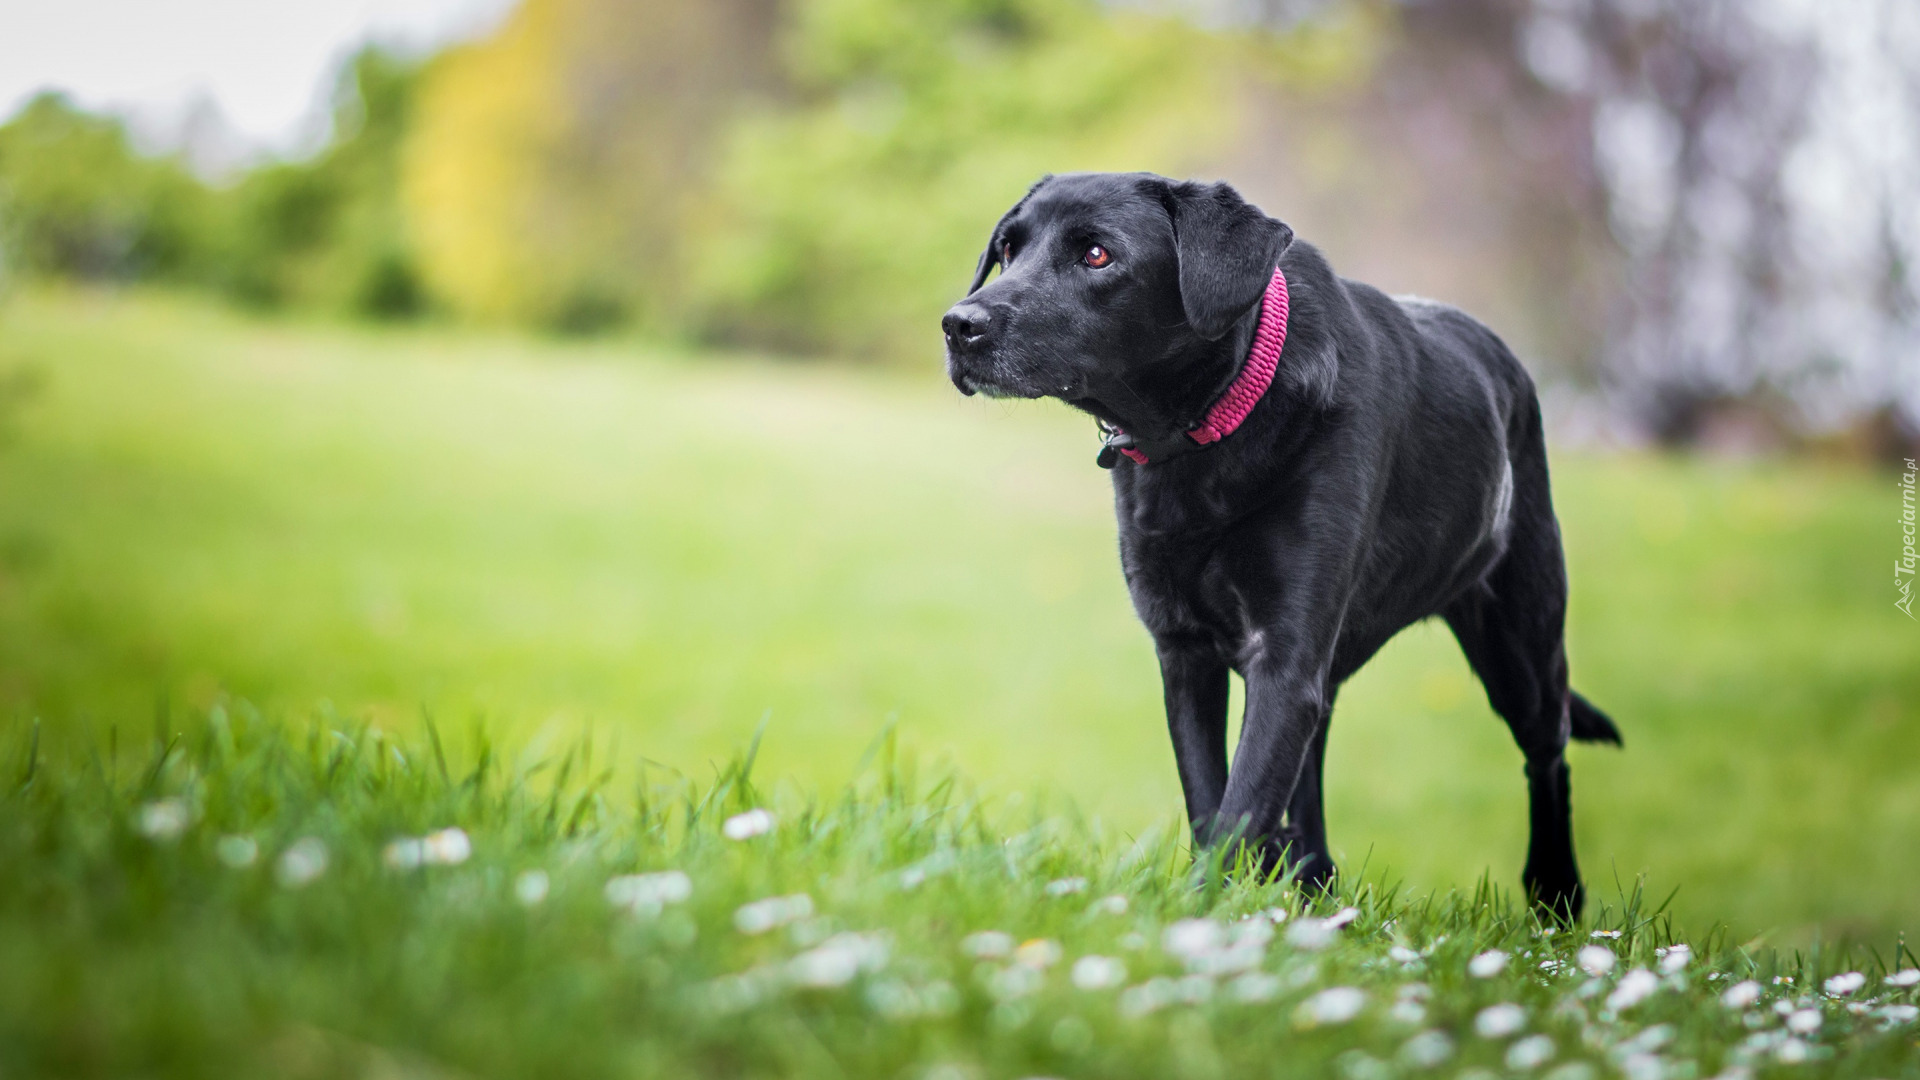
[942,173,1620,919]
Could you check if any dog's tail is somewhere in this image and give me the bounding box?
[1568,690,1622,746]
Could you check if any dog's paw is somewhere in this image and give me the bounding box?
[1524,873,1584,924]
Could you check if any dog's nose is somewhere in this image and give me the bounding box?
[942,302,992,348]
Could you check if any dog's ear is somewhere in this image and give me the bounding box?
[968,174,1054,295]
[966,240,998,296]
[1162,180,1294,341]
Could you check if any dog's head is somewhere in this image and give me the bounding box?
[942,173,1293,404]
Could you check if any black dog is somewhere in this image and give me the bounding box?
[942,172,1620,918]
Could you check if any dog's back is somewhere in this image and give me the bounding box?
[1310,282,1543,654]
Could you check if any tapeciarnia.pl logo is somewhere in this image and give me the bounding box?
[1899,457,1917,619]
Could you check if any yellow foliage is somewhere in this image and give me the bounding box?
[402,0,574,323]
[403,0,780,329]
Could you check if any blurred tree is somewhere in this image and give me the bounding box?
[1512,0,1920,449]
[221,47,428,318]
[1229,0,1919,454]
[403,0,782,332]
[402,0,1249,353]
[1216,0,1617,391]
[688,0,1243,358]
[0,93,216,285]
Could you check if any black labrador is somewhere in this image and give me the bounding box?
[941,172,1620,918]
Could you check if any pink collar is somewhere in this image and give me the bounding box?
[1104,266,1289,467]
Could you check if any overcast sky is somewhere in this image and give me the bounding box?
[0,0,516,152]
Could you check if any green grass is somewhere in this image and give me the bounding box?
[5,715,1917,1079]
[0,289,1916,950]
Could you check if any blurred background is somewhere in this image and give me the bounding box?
[0,0,1915,945]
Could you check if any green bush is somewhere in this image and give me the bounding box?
[0,51,425,321]
[0,93,217,285]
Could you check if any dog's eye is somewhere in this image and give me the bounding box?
[1083,245,1112,269]
[1001,241,1013,264]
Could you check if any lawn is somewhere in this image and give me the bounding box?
[0,289,1915,947]
[4,715,1916,1078]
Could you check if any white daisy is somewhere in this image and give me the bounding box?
[721,808,775,840]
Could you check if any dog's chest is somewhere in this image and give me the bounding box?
[1114,488,1270,655]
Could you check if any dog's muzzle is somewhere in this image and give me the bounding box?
[943,300,996,397]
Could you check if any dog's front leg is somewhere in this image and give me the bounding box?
[1155,636,1231,843]
[1211,657,1330,876]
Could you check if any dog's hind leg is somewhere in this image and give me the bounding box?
[1445,574,1583,920]
[1443,422,1588,920]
